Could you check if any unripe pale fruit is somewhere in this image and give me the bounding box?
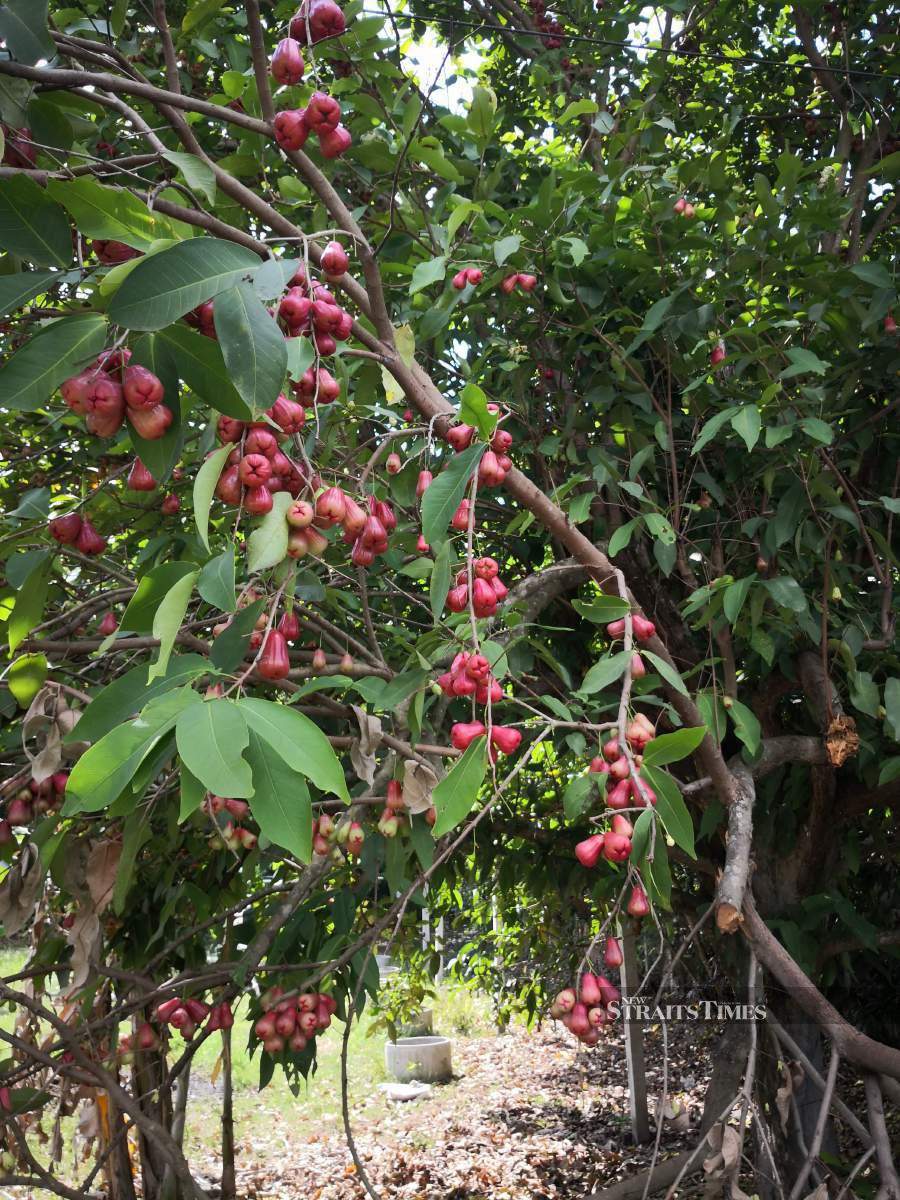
[339,652,354,672]
[286,499,315,529]
[555,988,576,1014]
[161,493,180,515]
[611,814,633,838]
[271,37,305,85]
[386,451,402,475]
[608,756,630,781]
[346,821,364,855]
[312,647,327,672]
[603,937,623,967]
[588,1006,607,1028]
[575,833,605,868]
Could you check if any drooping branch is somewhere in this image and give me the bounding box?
[715,762,754,934]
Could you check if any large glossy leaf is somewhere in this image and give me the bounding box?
[0,0,53,63]
[45,178,184,251]
[431,738,488,837]
[640,765,696,859]
[0,314,107,410]
[8,556,51,653]
[213,281,286,413]
[237,698,350,802]
[246,491,294,573]
[0,270,60,319]
[643,727,707,767]
[109,238,262,331]
[157,324,253,420]
[148,570,198,682]
[175,698,254,798]
[244,729,313,862]
[64,687,200,814]
[68,655,209,745]
[0,177,71,268]
[192,442,233,553]
[421,443,485,546]
[198,549,235,612]
[578,651,630,696]
[121,563,198,633]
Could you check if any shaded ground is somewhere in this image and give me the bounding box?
[190,1018,716,1199]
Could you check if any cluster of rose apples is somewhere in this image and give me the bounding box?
[207,795,258,853]
[446,418,515,489]
[154,995,234,1042]
[277,257,354,354]
[528,0,565,48]
[673,196,697,219]
[446,556,509,618]
[312,810,365,857]
[437,650,503,706]
[48,511,107,557]
[500,272,538,296]
[450,720,521,757]
[254,986,337,1057]
[0,773,68,840]
[552,966,620,1046]
[214,403,309,516]
[60,350,173,442]
[587,717,658,809]
[271,0,352,158]
[274,92,351,159]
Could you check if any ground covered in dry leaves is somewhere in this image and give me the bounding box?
[193,1021,715,1199]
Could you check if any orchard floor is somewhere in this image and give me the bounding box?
[186,992,714,1200]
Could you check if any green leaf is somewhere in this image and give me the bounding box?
[641,765,695,859]
[762,576,808,613]
[109,238,262,331]
[723,577,753,625]
[429,540,452,624]
[161,150,217,205]
[213,281,287,412]
[198,549,236,612]
[0,0,53,63]
[563,773,593,821]
[849,261,893,288]
[178,764,206,823]
[608,517,639,556]
[642,650,690,696]
[121,562,198,633]
[571,596,631,624]
[458,383,498,440]
[8,555,51,653]
[884,678,900,742]
[65,688,199,814]
[559,98,598,124]
[798,417,833,444]
[8,652,46,707]
[175,699,254,799]
[493,235,521,266]
[578,650,630,695]
[0,314,107,411]
[729,699,761,756]
[68,655,209,745]
[779,347,829,379]
[630,808,653,863]
[645,840,672,909]
[559,236,589,266]
[0,177,71,268]
[210,597,264,672]
[643,727,707,767]
[182,0,227,32]
[157,324,252,420]
[849,670,879,719]
[692,407,737,456]
[245,730,312,862]
[237,697,350,802]
[148,570,198,682]
[193,441,233,552]
[113,811,152,913]
[45,177,182,251]
[246,491,294,573]
[420,443,485,547]
[0,269,59,318]
[409,256,446,295]
[731,405,761,452]
[431,738,488,837]
[468,86,496,138]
